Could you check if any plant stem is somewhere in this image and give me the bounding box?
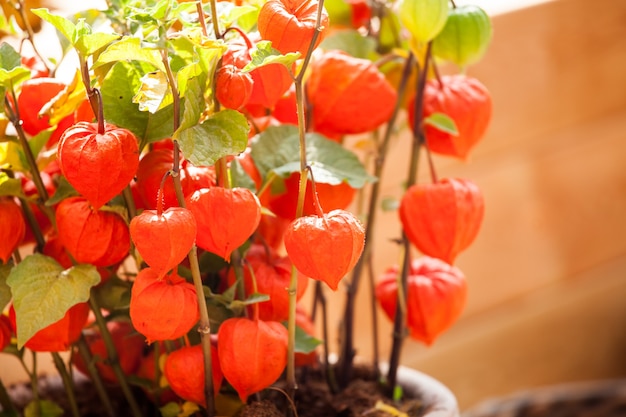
[19,351,40,417]
[387,42,433,393]
[208,0,221,39]
[18,191,46,252]
[186,242,216,416]
[162,52,180,132]
[93,89,106,135]
[0,378,18,415]
[314,281,338,393]
[196,1,209,37]
[80,57,98,118]
[336,51,416,388]
[4,95,51,204]
[285,0,328,398]
[122,186,137,219]
[51,352,80,417]
[76,334,116,417]
[88,298,143,417]
[366,252,380,379]
[163,44,216,416]
[13,0,51,75]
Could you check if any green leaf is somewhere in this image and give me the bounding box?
[93,37,165,72]
[0,263,13,312]
[393,384,404,401]
[101,61,174,146]
[294,324,322,354]
[230,158,257,192]
[27,127,53,161]
[132,70,172,113]
[0,129,52,172]
[175,109,248,167]
[228,292,270,311]
[31,9,77,45]
[24,400,63,417]
[178,76,205,131]
[399,0,449,43]
[423,112,459,136]
[381,196,400,212]
[242,41,300,73]
[7,254,100,348]
[75,33,121,57]
[0,42,22,71]
[92,275,131,310]
[320,29,377,60]
[159,402,182,417]
[223,4,258,31]
[251,125,376,188]
[0,172,26,199]
[0,43,30,87]
[45,176,78,206]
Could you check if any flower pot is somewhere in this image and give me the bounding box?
[462,379,626,417]
[1,364,459,417]
[394,365,460,417]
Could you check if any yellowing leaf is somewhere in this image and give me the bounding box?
[0,263,12,312]
[7,254,101,348]
[41,69,88,125]
[132,70,172,113]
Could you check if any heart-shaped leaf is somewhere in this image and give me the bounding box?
[7,254,100,348]
[250,125,376,188]
[175,110,249,167]
[0,263,12,312]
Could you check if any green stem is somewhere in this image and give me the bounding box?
[336,51,416,388]
[122,186,137,220]
[314,282,338,393]
[76,335,116,417]
[19,351,40,417]
[186,242,215,417]
[51,352,80,417]
[88,298,143,417]
[285,0,328,396]
[164,42,215,413]
[162,52,180,132]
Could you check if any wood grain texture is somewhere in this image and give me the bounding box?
[346,0,626,409]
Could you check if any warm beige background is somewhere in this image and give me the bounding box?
[337,0,626,410]
[2,0,626,411]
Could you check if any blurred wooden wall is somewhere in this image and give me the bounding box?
[341,0,626,410]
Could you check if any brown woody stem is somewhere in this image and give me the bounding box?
[196,1,208,37]
[208,0,221,39]
[13,0,51,75]
[337,51,416,388]
[387,42,434,393]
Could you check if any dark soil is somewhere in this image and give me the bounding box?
[1,365,425,417]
